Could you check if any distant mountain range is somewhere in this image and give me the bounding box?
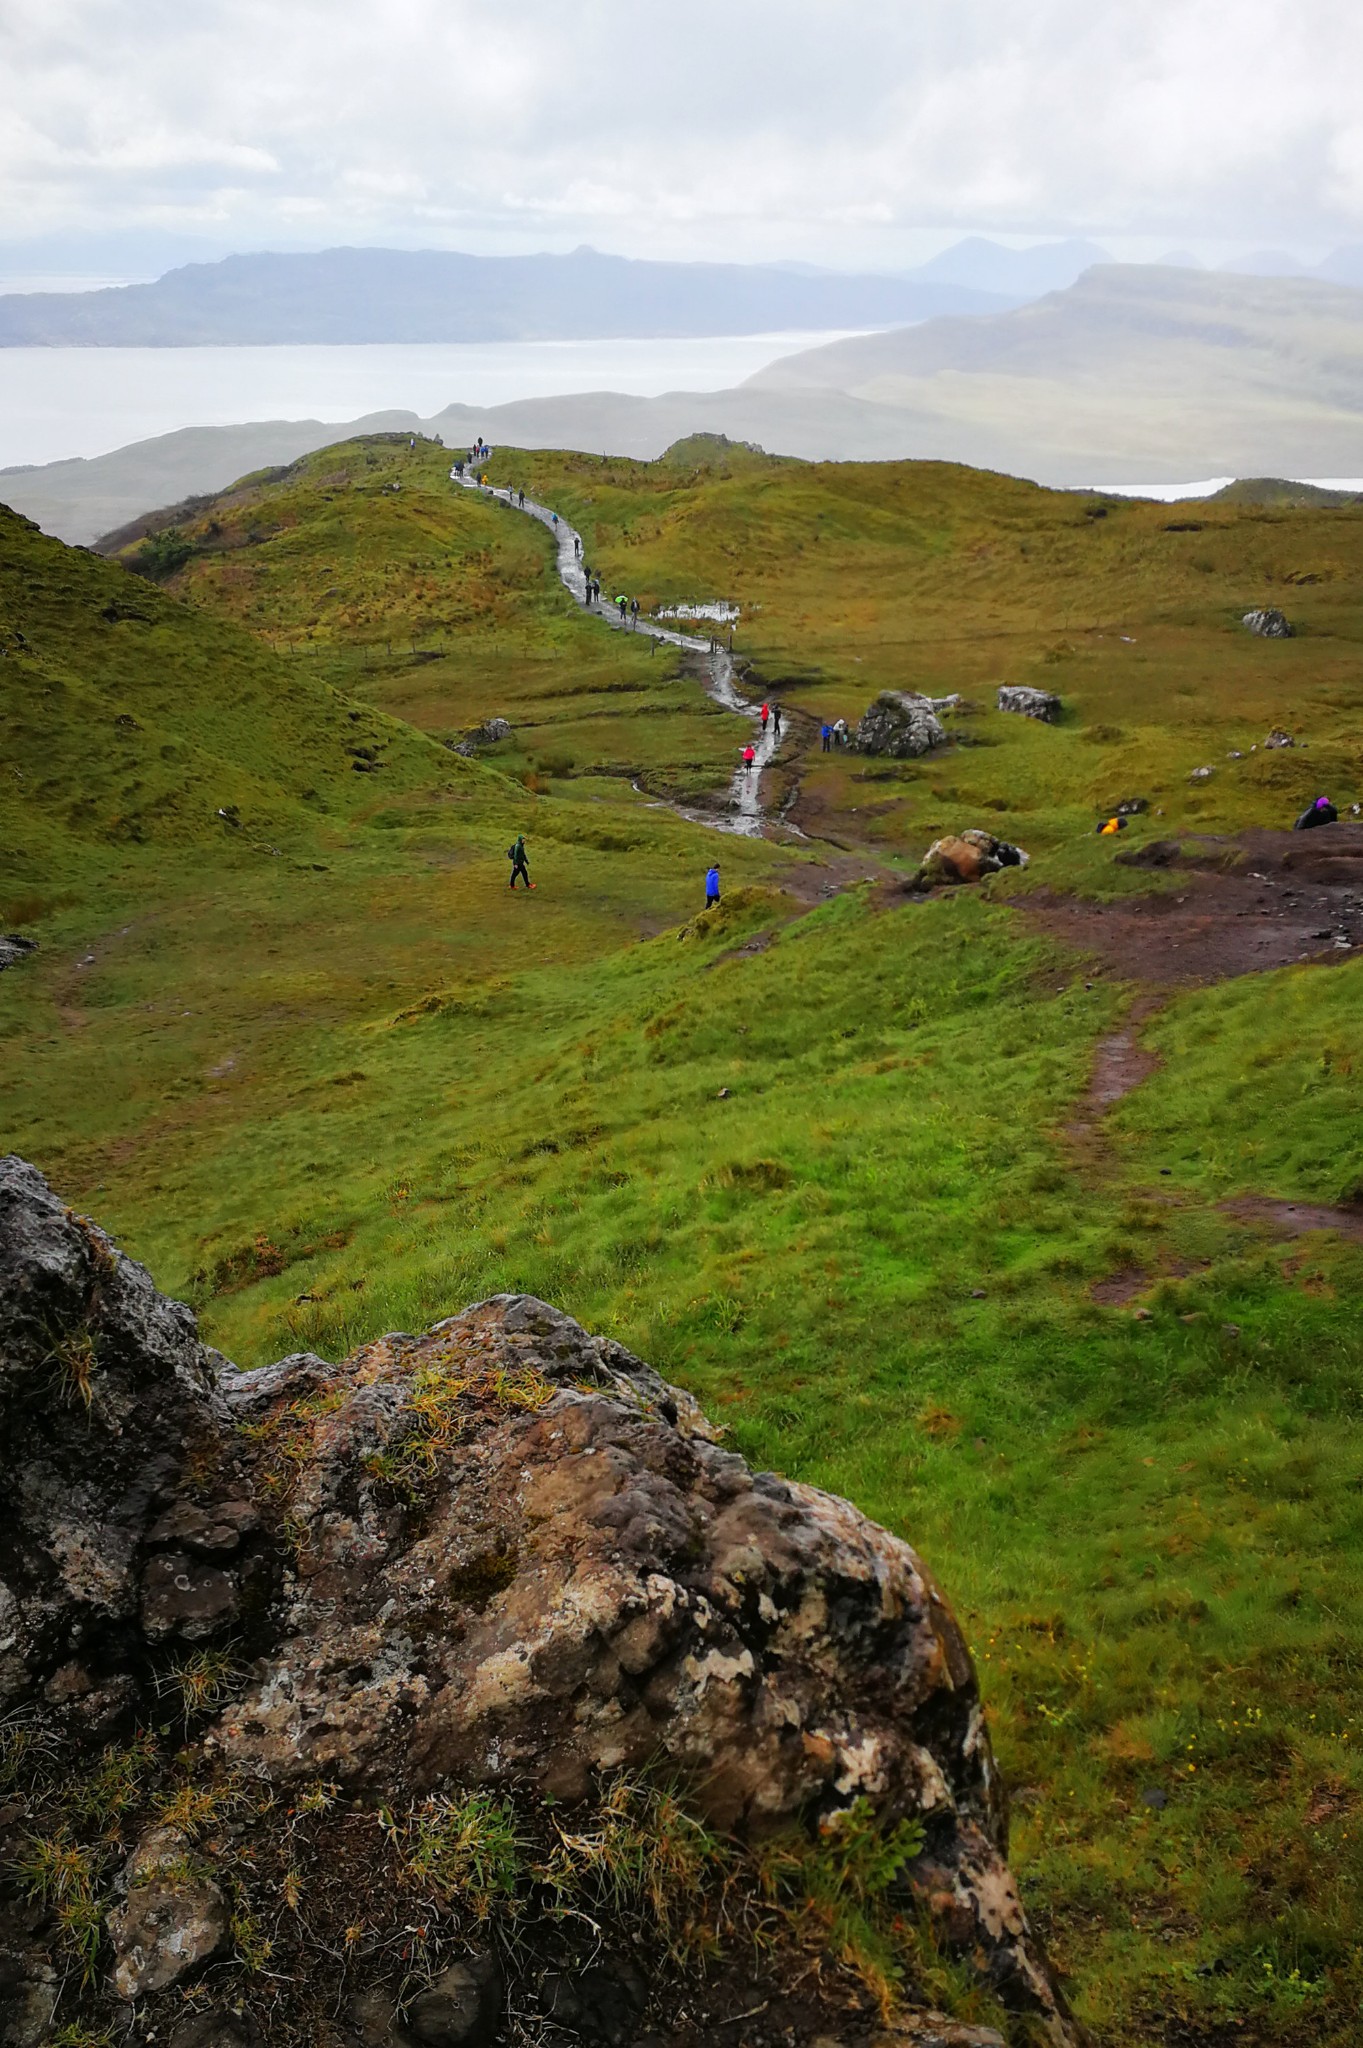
[0,245,1019,347]
[7,264,1363,544]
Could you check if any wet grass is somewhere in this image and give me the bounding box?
[4,443,1363,2042]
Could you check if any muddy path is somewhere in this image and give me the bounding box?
[1048,830,1363,1289]
[1020,826,1363,985]
[457,472,781,837]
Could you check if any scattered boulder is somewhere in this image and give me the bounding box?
[996,686,1061,723]
[107,1827,229,1998]
[854,693,947,758]
[1264,727,1296,748]
[1110,798,1148,816]
[1243,608,1294,637]
[453,717,513,756]
[0,934,37,973]
[1189,765,1214,781]
[908,830,1029,891]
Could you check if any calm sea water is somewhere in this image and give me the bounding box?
[1088,476,1363,500]
[0,332,868,470]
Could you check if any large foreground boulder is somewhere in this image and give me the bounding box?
[909,830,1030,891]
[0,1157,1074,2047]
[854,693,948,757]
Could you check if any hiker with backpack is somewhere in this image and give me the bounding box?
[507,835,532,889]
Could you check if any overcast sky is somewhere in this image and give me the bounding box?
[3,0,1363,275]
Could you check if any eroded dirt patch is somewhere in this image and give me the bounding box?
[1090,1258,1206,1305]
[1021,825,1363,986]
[1087,1022,1162,1110]
[1220,1193,1363,1243]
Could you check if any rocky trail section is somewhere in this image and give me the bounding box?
[456,473,779,836]
[0,1156,1075,2048]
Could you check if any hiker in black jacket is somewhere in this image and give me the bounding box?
[507,835,532,889]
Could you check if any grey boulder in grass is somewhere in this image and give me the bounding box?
[996,684,1062,721]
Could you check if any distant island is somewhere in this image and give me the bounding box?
[0,244,1017,347]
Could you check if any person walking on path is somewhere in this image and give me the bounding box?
[760,702,770,733]
[820,722,833,752]
[630,598,639,629]
[743,743,757,772]
[617,595,628,621]
[507,834,533,890]
[772,705,782,735]
[705,863,720,907]
[833,717,848,748]
[518,487,525,508]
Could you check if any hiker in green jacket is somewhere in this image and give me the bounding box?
[507,835,532,889]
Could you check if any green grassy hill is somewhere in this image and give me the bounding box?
[5,441,1363,2044]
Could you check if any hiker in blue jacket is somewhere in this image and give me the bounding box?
[705,864,720,907]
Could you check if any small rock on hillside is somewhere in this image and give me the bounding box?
[1242,608,1294,637]
[854,693,948,757]
[453,716,512,754]
[996,685,1061,722]
[0,1156,1075,2047]
[0,934,37,972]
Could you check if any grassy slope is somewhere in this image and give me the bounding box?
[5,443,1363,2043]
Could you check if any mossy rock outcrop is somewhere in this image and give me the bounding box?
[0,1156,1074,2047]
